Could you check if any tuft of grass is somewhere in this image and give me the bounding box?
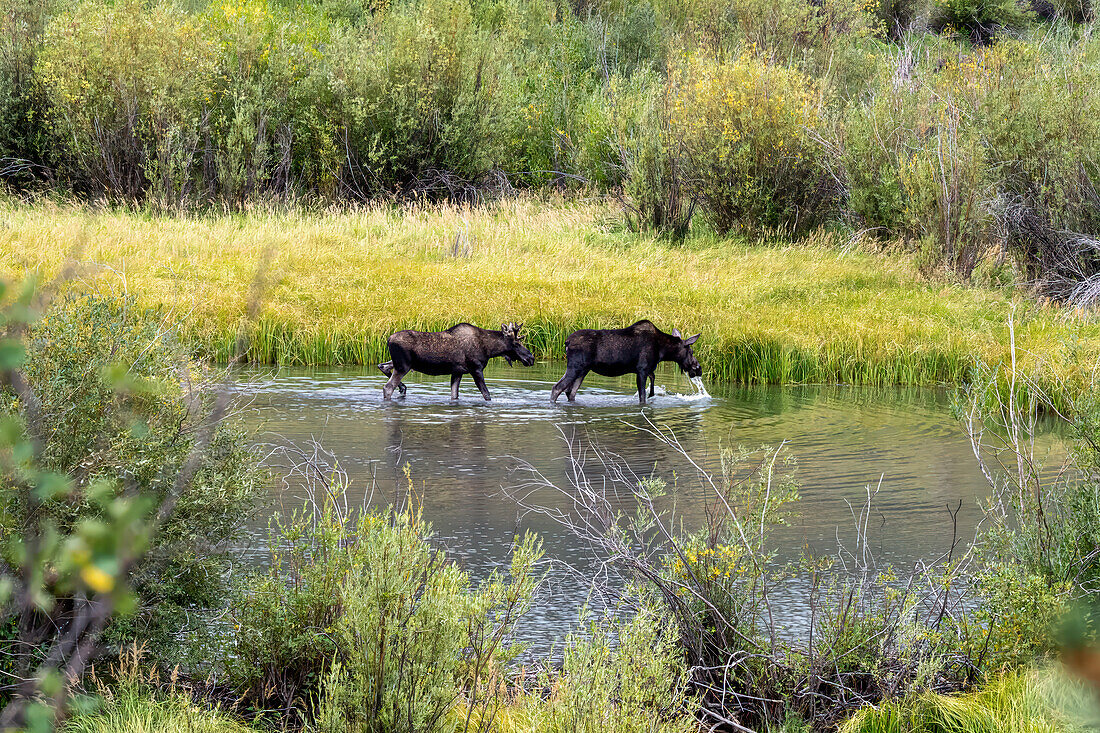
[840,668,1097,733]
[2,196,1098,385]
[63,690,256,733]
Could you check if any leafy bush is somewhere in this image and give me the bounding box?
[0,0,57,179]
[841,40,992,278]
[37,0,216,199]
[0,287,262,725]
[203,0,336,201]
[504,607,700,733]
[669,50,832,236]
[330,0,528,195]
[962,357,1100,668]
[615,72,694,235]
[4,293,262,660]
[508,434,983,731]
[981,37,1100,297]
[929,0,1033,43]
[228,480,541,730]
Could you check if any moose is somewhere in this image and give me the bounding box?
[379,322,535,401]
[550,320,701,405]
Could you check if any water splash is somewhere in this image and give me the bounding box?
[689,375,711,399]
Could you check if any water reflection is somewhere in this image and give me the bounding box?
[228,362,1061,652]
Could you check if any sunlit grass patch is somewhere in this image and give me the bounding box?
[64,690,256,733]
[840,667,1098,733]
[2,197,1097,385]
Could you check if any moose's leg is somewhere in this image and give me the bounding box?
[648,373,655,398]
[550,369,575,402]
[380,363,408,396]
[471,369,492,401]
[636,371,649,405]
[383,367,410,400]
[565,369,588,402]
[450,373,462,400]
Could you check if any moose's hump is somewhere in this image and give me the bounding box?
[628,320,657,332]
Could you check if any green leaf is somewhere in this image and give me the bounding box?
[0,340,25,370]
[34,471,74,501]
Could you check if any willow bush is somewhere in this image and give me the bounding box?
[37,0,216,199]
[670,50,832,237]
[228,489,542,730]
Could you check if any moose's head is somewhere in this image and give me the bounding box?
[501,323,536,366]
[669,328,702,378]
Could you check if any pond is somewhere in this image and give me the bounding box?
[229,361,1052,651]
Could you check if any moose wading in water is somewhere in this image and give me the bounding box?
[379,323,535,400]
[550,320,701,405]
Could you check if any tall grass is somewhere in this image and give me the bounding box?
[64,690,255,733]
[1,197,1096,385]
[840,668,1095,733]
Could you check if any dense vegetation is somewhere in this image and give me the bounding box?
[5,0,1100,728]
[0,0,1098,287]
[4,289,1100,732]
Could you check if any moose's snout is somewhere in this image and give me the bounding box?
[517,347,535,366]
[681,354,703,378]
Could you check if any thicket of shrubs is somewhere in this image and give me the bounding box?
[4,287,1100,730]
[2,0,1099,285]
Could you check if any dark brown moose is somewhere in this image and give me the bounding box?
[550,320,701,405]
[379,322,535,400]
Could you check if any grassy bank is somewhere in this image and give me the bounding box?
[2,197,1097,385]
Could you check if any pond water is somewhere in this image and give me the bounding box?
[229,361,1057,651]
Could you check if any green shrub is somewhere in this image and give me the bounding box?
[228,488,542,730]
[203,0,337,201]
[980,36,1100,291]
[5,293,263,658]
[615,71,694,235]
[0,0,57,179]
[841,40,992,278]
[330,0,528,194]
[37,0,216,199]
[961,358,1100,670]
[516,607,700,733]
[929,0,1033,43]
[670,50,832,236]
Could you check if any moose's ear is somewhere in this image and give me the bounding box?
[682,333,700,346]
[501,323,510,334]
[671,327,682,338]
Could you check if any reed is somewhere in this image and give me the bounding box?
[2,196,1096,386]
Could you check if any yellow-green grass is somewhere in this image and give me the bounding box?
[1,197,1097,385]
[840,667,1098,733]
[63,690,256,733]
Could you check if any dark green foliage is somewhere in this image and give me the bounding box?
[3,294,263,661]
[227,490,541,730]
[0,0,56,182]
